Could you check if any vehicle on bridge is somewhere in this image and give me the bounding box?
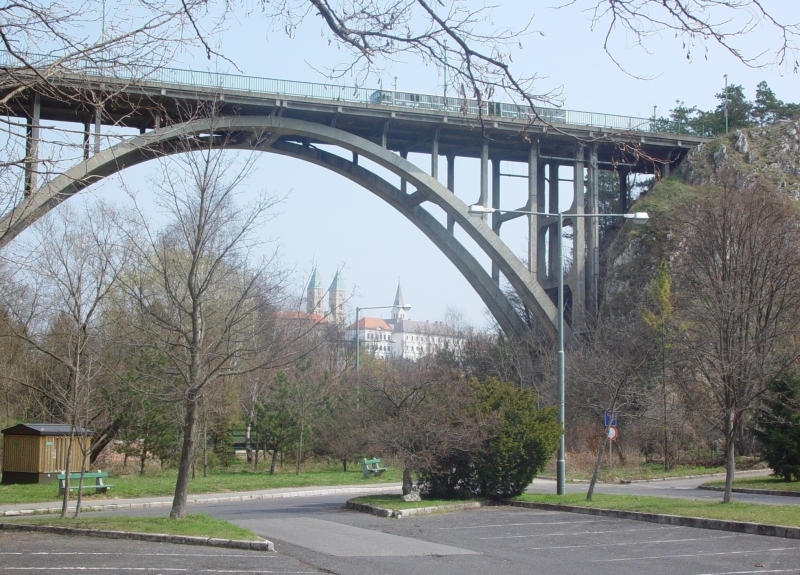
[368,89,567,123]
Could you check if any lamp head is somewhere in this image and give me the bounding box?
[624,212,649,225]
[468,204,494,214]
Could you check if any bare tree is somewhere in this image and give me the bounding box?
[362,356,488,495]
[116,127,294,519]
[0,201,125,517]
[673,173,800,503]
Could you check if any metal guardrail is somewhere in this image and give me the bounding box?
[0,52,718,138]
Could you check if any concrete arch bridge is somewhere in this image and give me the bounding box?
[0,59,710,338]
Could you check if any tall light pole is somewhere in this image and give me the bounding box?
[468,204,649,495]
[354,304,411,373]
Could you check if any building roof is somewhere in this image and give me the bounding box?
[2,423,92,436]
[346,317,393,331]
[329,270,345,292]
[391,319,462,337]
[306,268,323,290]
[279,310,327,325]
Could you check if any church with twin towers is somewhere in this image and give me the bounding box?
[305,268,347,327]
[305,268,464,361]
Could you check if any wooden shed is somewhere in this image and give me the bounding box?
[2,424,91,484]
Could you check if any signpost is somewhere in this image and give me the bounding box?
[604,411,619,470]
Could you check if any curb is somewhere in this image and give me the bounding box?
[2,484,402,518]
[698,485,800,498]
[503,500,800,539]
[345,499,490,519]
[537,468,770,485]
[0,522,274,551]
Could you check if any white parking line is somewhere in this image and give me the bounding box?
[480,525,681,540]
[439,519,616,530]
[528,534,737,550]
[694,570,800,575]
[18,552,269,558]
[593,546,800,562]
[2,569,315,573]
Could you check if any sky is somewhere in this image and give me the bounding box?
[38,0,800,329]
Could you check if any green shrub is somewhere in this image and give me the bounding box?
[752,375,800,481]
[423,378,560,499]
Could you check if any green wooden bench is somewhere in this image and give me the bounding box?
[57,471,112,497]
[362,458,387,479]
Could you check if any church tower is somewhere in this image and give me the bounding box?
[329,270,346,327]
[391,282,407,320]
[306,268,324,316]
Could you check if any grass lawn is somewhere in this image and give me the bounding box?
[350,494,480,510]
[2,513,260,540]
[0,467,402,506]
[704,476,800,492]
[564,463,731,483]
[514,493,800,527]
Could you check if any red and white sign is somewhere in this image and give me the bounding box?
[607,426,618,441]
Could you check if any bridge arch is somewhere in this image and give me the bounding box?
[0,115,560,339]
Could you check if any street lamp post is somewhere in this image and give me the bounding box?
[468,204,649,495]
[354,303,411,373]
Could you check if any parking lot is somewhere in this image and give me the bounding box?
[5,490,800,575]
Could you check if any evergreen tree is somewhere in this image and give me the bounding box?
[752,375,800,482]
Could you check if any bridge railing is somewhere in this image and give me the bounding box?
[0,51,718,138]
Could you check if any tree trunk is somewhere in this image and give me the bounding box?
[723,416,736,504]
[140,441,147,475]
[663,363,669,471]
[587,433,609,501]
[170,396,199,519]
[402,468,413,495]
[60,429,75,518]
[202,399,208,478]
[295,424,304,476]
[74,455,87,519]
[342,458,347,472]
[245,423,253,464]
[269,448,277,475]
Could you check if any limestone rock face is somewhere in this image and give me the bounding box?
[602,120,800,311]
[679,120,800,199]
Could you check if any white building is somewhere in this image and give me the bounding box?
[346,283,465,361]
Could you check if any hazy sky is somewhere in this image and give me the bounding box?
[70,1,800,328]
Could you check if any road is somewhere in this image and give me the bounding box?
[527,469,800,506]
[4,472,800,575]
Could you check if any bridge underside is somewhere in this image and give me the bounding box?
[0,74,704,338]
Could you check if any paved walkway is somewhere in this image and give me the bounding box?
[0,468,786,517]
[0,482,403,517]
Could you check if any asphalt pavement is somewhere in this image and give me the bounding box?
[2,470,799,574]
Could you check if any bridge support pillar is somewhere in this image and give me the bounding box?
[83,123,90,160]
[568,145,586,334]
[662,161,670,179]
[479,140,489,220]
[491,158,501,285]
[24,94,40,197]
[431,128,440,180]
[527,143,540,277]
[547,162,560,282]
[93,106,102,156]
[400,150,408,194]
[619,166,630,213]
[446,154,455,234]
[586,144,599,317]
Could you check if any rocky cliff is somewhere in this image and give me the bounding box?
[601,120,800,309]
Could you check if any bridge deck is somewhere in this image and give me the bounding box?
[0,56,710,171]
